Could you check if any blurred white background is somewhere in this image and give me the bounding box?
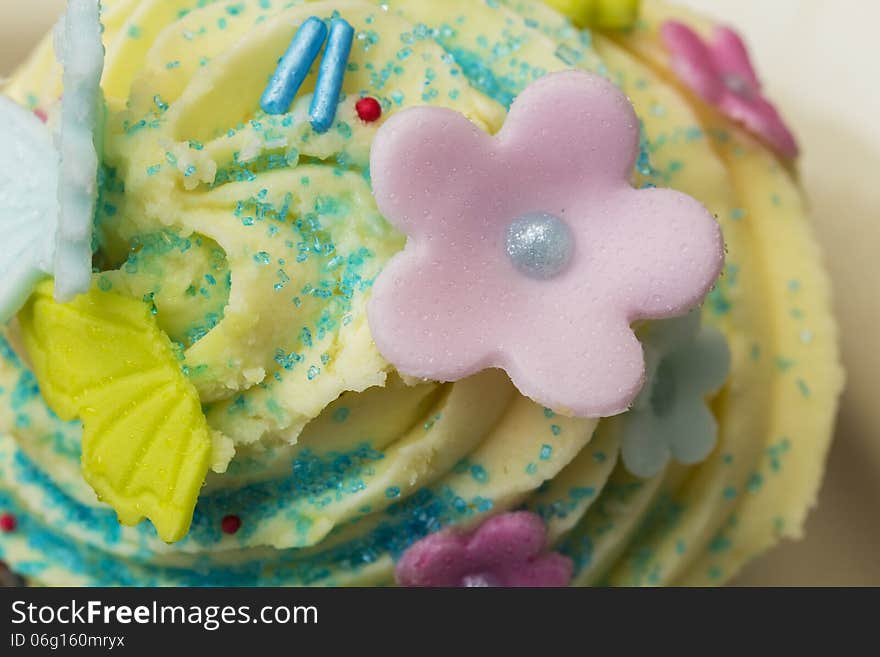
[1,0,878,585]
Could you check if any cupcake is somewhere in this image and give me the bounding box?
[0,0,842,586]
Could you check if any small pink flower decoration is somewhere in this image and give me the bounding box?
[368,71,723,417]
[661,21,799,158]
[395,512,572,587]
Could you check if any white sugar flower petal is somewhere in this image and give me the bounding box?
[53,0,104,302]
[0,97,59,322]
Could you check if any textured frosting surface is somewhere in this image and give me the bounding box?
[0,0,842,586]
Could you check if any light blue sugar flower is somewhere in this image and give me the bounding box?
[614,311,731,478]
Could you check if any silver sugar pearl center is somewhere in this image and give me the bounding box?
[723,73,754,99]
[505,212,574,280]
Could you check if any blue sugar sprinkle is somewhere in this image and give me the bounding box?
[274,269,290,290]
[707,285,732,316]
[261,17,328,115]
[469,464,488,483]
[571,487,595,500]
[555,44,582,66]
[274,350,302,370]
[266,398,285,420]
[558,534,595,574]
[310,19,355,133]
[0,334,22,368]
[445,47,516,108]
[797,379,811,398]
[539,445,552,461]
[775,356,795,372]
[10,371,40,410]
[385,486,401,499]
[474,497,493,513]
[709,535,731,553]
[746,472,764,492]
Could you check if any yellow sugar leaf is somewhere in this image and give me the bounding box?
[544,0,641,29]
[19,281,211,542]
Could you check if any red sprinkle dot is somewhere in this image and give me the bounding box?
[355,97,382,123]
[0,513,17,533]
[221,515,242,535]
[34,109,48,123]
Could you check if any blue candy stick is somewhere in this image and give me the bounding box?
[261,17,328,115]
[309,18,354,133]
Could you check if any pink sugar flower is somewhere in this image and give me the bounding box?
[368,70,724,417]
[661,21,799,158]
[395,512,572,587]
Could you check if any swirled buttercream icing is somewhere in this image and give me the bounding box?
[0,0,842,586]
